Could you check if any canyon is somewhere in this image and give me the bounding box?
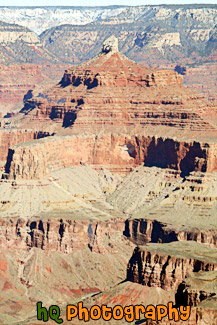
[0,5,216,119]
[38,5,217,104]
[0,34,217,325]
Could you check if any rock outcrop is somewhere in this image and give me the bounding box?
[102,35,119,53]
[3,134,217,180]
[2,134,135,179]
[127,242,217,290]
[2,37,217,181]
[0,129,50,162]
[176,281,216,308]
[124,218,217,247]
[0,217,127,254]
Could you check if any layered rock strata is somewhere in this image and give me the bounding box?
[0,217,126,254]
[0,36,217,324]
[2,36,215,183]
[124,218,217,247]
[127,242,217,291]
[0,129,51,162]
[3,134,217,180]
[0,63,65,114]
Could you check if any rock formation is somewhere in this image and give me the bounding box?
[0,36,217,324]
[0,216,127,254]
[127,242,217,290]
[102,35,119,53]
[2,36,217,181]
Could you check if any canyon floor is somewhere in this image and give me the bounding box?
[0,35,217,325]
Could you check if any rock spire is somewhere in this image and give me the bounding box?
[102,35,119,53]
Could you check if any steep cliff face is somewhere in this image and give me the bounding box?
[3,134,217,180]
[60,57,182,89]
[2,134,135,179]
[5,36,215,183]
[0,129,51,162]
[176,282,215,307]
[0,35,217,325]
[125,137,217,175]
[21,35,210,137]
[22,47,186,134]
[0,217,127,254]
[127,243,217,291]
[0,211,134,324]
[124,219,217,247]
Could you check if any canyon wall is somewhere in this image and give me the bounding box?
[3,134,217,180]
[176,281,215,308]
[124,219,217,247]
[2,134,134,179]
[125,136,217,175]
[60,65,183,88]
[0,129,51,162]
[0,217,126,254]
[127,246,217,291]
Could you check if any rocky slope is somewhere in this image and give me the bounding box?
[0,164,134,324]
[0,244,134,324]
[0,21,59,64]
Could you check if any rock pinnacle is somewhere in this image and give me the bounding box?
[102,35,119,54]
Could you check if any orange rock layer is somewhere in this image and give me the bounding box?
[2,37,217,181]
[3,134,217,180]
[127,246,217,291]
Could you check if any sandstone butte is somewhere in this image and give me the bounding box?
[0,36,217,324]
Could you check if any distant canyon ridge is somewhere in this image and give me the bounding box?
[0,5,216,113]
